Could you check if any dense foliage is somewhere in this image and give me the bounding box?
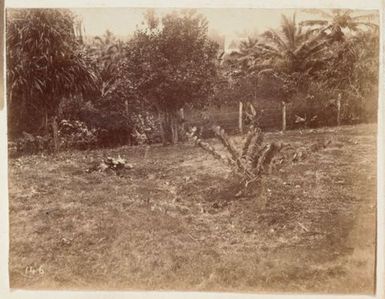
[7,9,97,136]
[220,11,378,127]
[121,9,219,144]
[6,8,379,154]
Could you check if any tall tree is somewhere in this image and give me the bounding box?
[227,14,329,130]
[86,30,125,99]
[300,9,378,41]
[220,37,261,133]
[81,31,142,146]
[311,30,379,123]
[300,9,379,123]
[123,9,219,144]
[257,14,328,75]
[6,8,97,136]
[228,14,329,99]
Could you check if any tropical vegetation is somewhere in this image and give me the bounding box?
[6,8,379,154]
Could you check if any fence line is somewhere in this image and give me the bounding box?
[183,102,340,135]
[185,106,284,133]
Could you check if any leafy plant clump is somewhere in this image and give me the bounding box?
[187,121,331,197]
[187,124,283,196]
[9,132,52,157]
[59,119,99,150]
[86,156,133,174]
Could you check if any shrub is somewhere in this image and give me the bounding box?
[187,125,283,197]
[187,121,331,198]
[58,119,99,150]
[131,112,162,145]
[290,93,338,128]
[9,132,52,157]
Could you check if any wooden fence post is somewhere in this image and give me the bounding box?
[282,101,287,132]
[239,101,243,134]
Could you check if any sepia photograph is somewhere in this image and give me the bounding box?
[3,0,383,296]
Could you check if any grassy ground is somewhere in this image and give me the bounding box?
[8,124,377,293]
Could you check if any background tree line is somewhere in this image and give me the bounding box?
[6,8,379,154]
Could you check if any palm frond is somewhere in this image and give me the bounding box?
[301,40,328,60]
[280,14,296,50]
[294,32,327,58]
[262,29,287,52]
[255,44,281,55]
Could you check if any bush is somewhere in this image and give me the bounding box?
[131,112,162,144]
[9,132,52,157]
[58,119,99,150]
[59,97,163,146]
[8,120,99,157]
[290,93,338,128]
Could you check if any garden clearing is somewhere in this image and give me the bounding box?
[8,123,377,293]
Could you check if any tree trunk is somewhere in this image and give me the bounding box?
[282,101,287,132]
[174,120,179,143]
[179,108,185,136]
[165,112,171,144]
[52,116,59,152]
[158,111,166,146]
[171,121,176,144]
[43,105,49,134]
[337,94,341,126]
[125,100,129,115]
[17,92,26,133]
[239,101,243,134]
[170,113,179,144]
[125,100,132,145]
[157,108,181,145]
[170,115,175,144]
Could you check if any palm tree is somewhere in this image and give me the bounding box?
[239,37,259,56]
[84,31,138,145]
[258,14,329,74]
[299,9,378,124]
[86,30,125,98]
[300,9,378,41]
[228,13,329,79]
[227,14,329,131]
